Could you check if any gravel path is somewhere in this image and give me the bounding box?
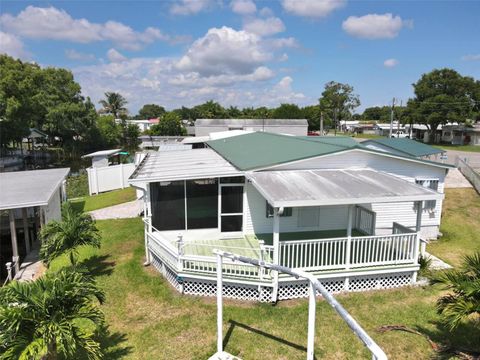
[89,199,143,220]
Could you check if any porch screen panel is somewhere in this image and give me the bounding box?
[186,179,218,229]
[150,181,185,231]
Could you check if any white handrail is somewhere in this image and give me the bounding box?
[213,249,388,360]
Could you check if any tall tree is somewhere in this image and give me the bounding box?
[98,92,128,119]
[136,104,165,119]
[406,68,478,138]
[0,269,105,360]
[40,202,100,267]
[303,105,322,130]
[148,112,187,136]
[272,103,304,119]
[194,100,227,119]
[319,81,360,134]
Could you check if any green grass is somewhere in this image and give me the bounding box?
[428,188,480,266]
[352,133,383,139]
[47,204,480,359]
[432,144,480,153]
[70,187,136,212]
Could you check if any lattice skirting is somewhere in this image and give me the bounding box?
[149,251,414,301]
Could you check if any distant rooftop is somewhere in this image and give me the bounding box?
[195,118,308,127]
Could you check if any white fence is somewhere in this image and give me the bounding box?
[355,205,376,235]
[86,163,136,195]
[279,233,418,271]
[456,156,480,193]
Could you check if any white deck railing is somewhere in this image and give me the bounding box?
[280,233,418,271]
[355,205,376,235]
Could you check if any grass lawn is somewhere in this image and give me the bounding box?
[352,133,383,139]
[48,214,480,359]
[70,187,136,212]
[432,144,480,153]
[428,188,480,266]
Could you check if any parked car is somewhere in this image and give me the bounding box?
[391,131,410,138]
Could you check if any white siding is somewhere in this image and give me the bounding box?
[43,188,62,224]
[244,183,348,235]
[258,150,447,239]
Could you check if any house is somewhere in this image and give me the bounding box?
[374,122,405,136]
[194,119,308,137]
[361,138,445,161]
[0,168,69,281]
[128,132,453,302]
[441,122,480,146]
[121,118,159,132]
[82,149,136,195]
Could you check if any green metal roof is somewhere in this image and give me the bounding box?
[207,132,454,171]
[299,136,359,148]
[207,132,348,170]
[362,138,444,157]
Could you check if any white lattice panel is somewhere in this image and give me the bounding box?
[182,279,270,302]
[151,252,182,291]
[278,278,346,300]
[348,272,412,292]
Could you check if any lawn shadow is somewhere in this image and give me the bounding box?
[223,319,316,359]
[100,329,133,359]
[80,254,115,277]
[414,321,480,359]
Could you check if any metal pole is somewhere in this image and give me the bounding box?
[272,207,280,302]
[9,210,20,274]
[216,253,223,354]
[389,98,395,138]
[307,281,316,360]
[320,112,324,135]
[22,208,30,254]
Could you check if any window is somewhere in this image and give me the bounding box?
[220,176,245,183]
[266,202,292,218]
[150,181,185,231]
[186,179,218,229]
[415,179,439,210]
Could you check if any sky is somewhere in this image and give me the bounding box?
[1,0,479,114]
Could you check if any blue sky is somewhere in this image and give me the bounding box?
[1,0,479,114]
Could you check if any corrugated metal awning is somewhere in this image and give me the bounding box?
[0,168,70,210]
[129,148,241,183]
[247,169,444,207]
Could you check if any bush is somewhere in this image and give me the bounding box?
[67,173,89,198]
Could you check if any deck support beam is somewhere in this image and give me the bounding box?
[216,253,223,354]
[22,208,30,254]
[9,210,20,274]
[272,207,280,302]
[344,205,354,291]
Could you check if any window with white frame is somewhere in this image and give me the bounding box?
[415,178,439,210]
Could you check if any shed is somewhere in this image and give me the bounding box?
[82,149,121,168]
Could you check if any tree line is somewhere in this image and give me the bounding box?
[1,53,479,152]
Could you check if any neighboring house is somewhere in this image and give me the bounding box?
[0,168,69,281]
[129,132,453,302]
[82,149,135,195]
[441,122,480,146]
[374,122,406,136]
[122,118,159,132]
[139,135,189,149]
[362,138,445,161]
[194,119,308,137]
[338,120,359,132]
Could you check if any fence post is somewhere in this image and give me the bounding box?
[216,253,223,354]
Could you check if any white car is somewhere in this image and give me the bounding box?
[390,131,410,139]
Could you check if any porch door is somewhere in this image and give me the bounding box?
[219,184,244,233]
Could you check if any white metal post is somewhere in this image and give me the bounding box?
[120,163,125,188]
[413,201,423,284]
[272,207,280,302]
[345,205,353,290]
[22,208,30,254]
[145,184,152,264]
[9,210,20,274]
[307,281,316,360]
[216,253,223,354]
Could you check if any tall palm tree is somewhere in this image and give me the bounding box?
[98,92,128,119]
[40,202,100,266]
[0,269,105,359]
[431,252,480,330]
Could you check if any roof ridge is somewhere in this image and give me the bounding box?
[257,131,350,150]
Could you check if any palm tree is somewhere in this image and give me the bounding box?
[431,252,480,330]
[0,269,105,359]
[98,92,128,119]
[40,202,100,266]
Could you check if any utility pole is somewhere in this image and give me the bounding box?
[389,98,396,138]
[334,108,337,136]
[320,111,324,135]
[397,100,403,135]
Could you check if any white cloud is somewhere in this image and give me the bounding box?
[230,0,257,15]
[0,6,189,50]
[383,58,399,68]
[170,0,213,15]
[342,13,411,39]
[0,32,29,59]
[282,0,346,18]
[107,48,127,63]
[176,26,272,76]
[243,17,285,36]
[65,49,95,62]
[279,53,289,62]
[462,54,480,61]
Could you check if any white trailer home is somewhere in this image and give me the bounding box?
[129,132,453,302]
